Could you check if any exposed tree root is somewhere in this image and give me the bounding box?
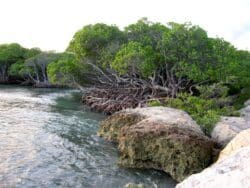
[82,87,149,114]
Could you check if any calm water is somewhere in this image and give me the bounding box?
[0,85,176,188]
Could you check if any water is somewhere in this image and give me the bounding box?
[0,85,176,188]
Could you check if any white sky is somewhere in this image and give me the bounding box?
[0,0,249,52]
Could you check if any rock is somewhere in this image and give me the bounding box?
[217,129,250,161]
[99,107,215,182]
[241,99,250,121]
[211,100,250,146]
[123,183,144,188]
[176,146,250,188]
[98,111,145,142]
[177,127,250,188]
[211,116,248,146]
[244,99,250,106]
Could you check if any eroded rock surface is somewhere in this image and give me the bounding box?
[98,111,145,142]
[98,107,215,182]
[176,146,250,188]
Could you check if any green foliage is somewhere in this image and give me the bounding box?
[148,92,238,134]
[197,83,229,99]
[0,43,25,63]
[0,43,26,81]
[125,18,169,48]
[65,19,250,95]
[24,48,42,59]
[148,99,162,107]
[168,94,220,134]
[48,53,85,86]
[0,44,43,82]
[159,23,208,73]
[8,60,25,77]
[24,52,60,83]
[67,23,125,65]
[112,41,157,78]
[0,19,249,122]
[233,87,250,109]
[229,50,250,88]
[158,23,238,85]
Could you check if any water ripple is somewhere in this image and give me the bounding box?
[0,85,176,188]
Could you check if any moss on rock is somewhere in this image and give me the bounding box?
[98,107,215,182]
[118,121,214,182]
[98,111,145,142]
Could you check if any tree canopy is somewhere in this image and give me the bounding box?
[0,43,25,82]
[1,19,249,98]
[1,19,249,130]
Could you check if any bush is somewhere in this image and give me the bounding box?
[197,83,229,99]
[148,93,238,135]
[233,87,250,109]
[147,99,163,107]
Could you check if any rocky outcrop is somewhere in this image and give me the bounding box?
[211,100,250,146]
[176,130,250,188]
[98,111,145,142]
[217,129,250,161]
[98,107,215,182]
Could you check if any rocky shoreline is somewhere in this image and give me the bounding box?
[97,100,250,187]
[98,107,216,182]
[177,129,250,188]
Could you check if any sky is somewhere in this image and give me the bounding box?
[0,0,249,52]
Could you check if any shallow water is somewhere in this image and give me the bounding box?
[0,85,176,188]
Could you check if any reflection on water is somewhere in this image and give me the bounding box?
[0,85,176,188]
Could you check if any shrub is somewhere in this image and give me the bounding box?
[196,83,229,99]
[148,93,237,135]
[233,87,250,109]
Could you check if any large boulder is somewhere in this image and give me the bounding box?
[176,144,250,188]
[211,100,250,146]
[211,116,248,146]
[98,107,215,182]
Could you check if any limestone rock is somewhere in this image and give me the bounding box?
[211,100,250,146]
[176,146,250,188]
[217,129,250,161]
[99,107,214,182]
[211,116,248,146]
[98,111,145,142]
